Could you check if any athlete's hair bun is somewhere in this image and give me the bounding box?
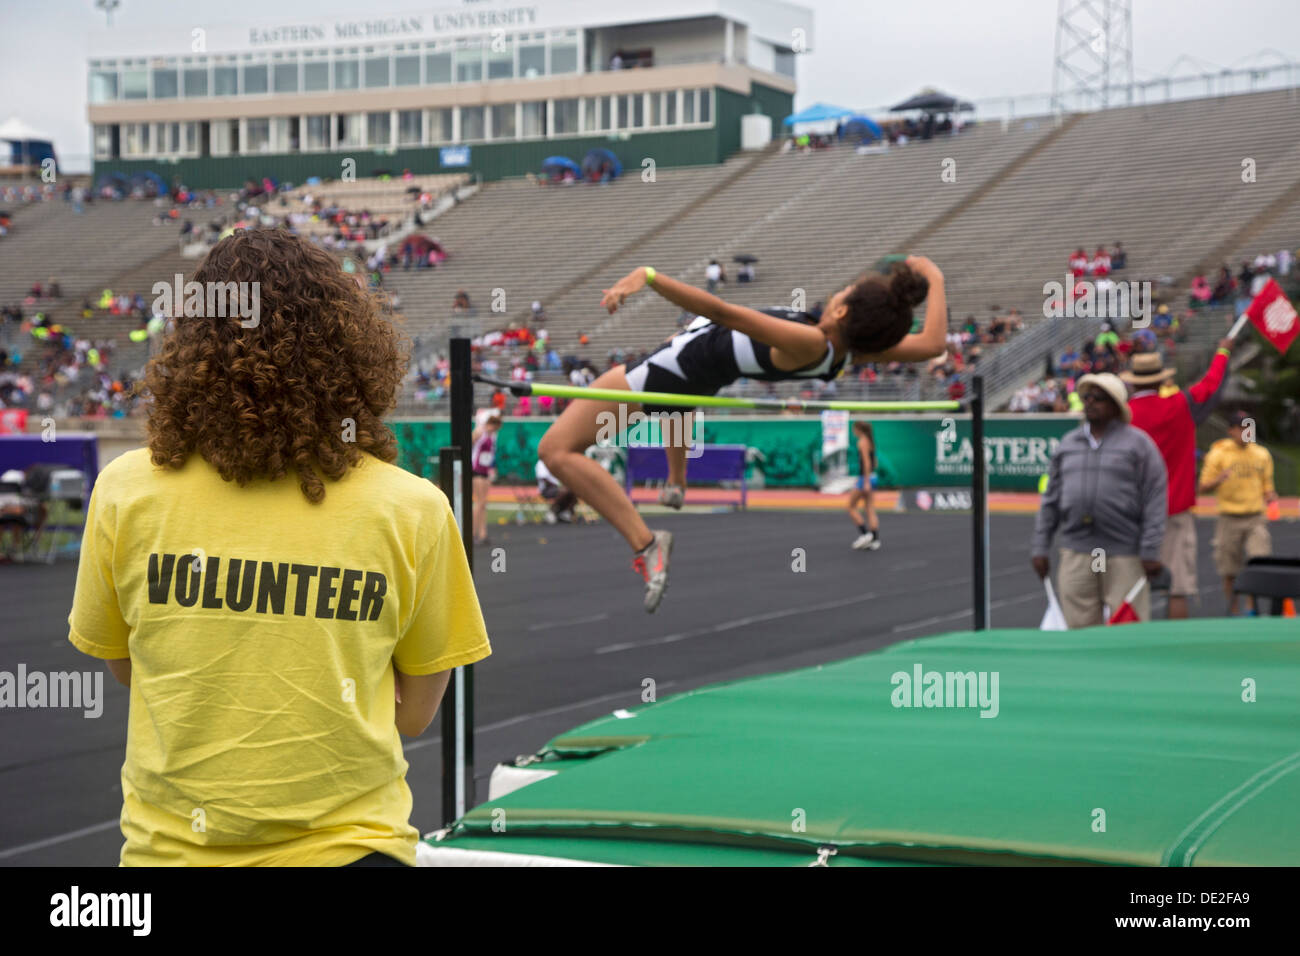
[887,262,929,310]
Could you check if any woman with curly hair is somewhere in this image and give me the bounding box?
[67,229,490,867]
[537,256,947,613]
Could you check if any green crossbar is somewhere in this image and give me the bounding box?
[475,377,963,413]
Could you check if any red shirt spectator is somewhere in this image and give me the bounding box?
[1069,248,1089,278]
[1125,346,1230,515]
[1091,246,1111,277]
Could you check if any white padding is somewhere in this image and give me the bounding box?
[417,844,618,867]
[488,763,559,800]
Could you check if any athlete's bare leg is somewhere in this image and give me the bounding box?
[663,411,692,489]
[538,364,654,551]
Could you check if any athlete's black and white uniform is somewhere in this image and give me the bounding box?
[623,308,846,413]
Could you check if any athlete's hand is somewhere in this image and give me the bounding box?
[600,269,648,314]
[1216,337,1235,353]
[1142,559,1164,579]
[905,255,942,283]
[1031,556,1050,579]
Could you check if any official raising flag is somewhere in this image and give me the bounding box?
[1239,279,1298,354]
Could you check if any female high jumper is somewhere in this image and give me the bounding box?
[537,256,948,613]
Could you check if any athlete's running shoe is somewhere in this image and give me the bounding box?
[632,530,673,613]
[658,484,685,510]
[852,532,875,550]
[867,535,882,551]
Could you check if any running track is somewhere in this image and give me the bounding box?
[3,510,1297,865]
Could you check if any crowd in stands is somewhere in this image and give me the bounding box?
[1188,248,1294,311]
[1009,310,1190,413]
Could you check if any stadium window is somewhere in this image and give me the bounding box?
[518,36,545,78]
[89,68,119,103]
[185,122,197,154]
[553,98,578,135]
[648,92,661,127]
[550,31,578,75]
[774,48,795,78]
[397,109,422,145]
[334,58,360,91]
[213,65,238,96]
[428,108,453,144]
[273,63,298,94]
[303,61,329,92]
[305,115,330,150]
[394,54,420,86]
[460,106,486,141]
[520,101,544,138]
[366,111,391,147]
[487,36,513,80]
[602,95,613,130]
[122,68,148,100]
[699,88,712,124]
[183,67,208,97]
[93,125,114,159]
[246,118,270,153]
[456,40,483,83]
[665,90,677,125]
[489,104,517,140]
[426,49,452,84]
[152,68,178,99]
[582,97,600,133]
[683,89,696,123]
[339,114,364,147]
[364,55,390,89]
[242,63,268,95]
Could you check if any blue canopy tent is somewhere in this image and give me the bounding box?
[581,148,622,180]
[842,115,884,141]
[540,156,581,179]
[0,117,57,172]
[93,171,129,193]
[781,103,857,127]
[129,171,169,197]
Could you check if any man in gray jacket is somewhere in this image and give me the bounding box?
[1032,373,1167,627]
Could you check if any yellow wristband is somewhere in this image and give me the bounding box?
[1216,348,1231,357]
[643,266,656,286]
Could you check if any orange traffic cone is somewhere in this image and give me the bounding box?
[1284,598,1297,618]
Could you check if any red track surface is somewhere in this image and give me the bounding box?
[488,485,1300,516]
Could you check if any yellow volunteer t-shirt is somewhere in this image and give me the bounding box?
[1199,439,1275,515]
[67,448,491,866]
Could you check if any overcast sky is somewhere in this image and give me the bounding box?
[2,0,1296,168]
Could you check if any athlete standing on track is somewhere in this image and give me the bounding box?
[537,256,948,613]
[848,421,882,550]
[471,411,502,546]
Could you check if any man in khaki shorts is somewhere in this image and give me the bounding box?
[1199,410,1278,615]
[1124,339,1233,617]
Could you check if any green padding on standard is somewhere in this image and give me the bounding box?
[424,834,932,867]
[442,620,1300,866]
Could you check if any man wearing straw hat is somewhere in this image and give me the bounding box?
[1122,338,1234,618]
[1032,373,1168,628]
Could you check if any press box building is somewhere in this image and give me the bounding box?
[86,0,812,186]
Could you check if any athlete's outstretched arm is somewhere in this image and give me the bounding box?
[602,268,826,365]
[860,256,947,363]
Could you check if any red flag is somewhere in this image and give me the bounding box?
[1245,279,1299,354]
[1108,576,1147,625]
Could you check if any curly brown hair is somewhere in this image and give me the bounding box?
[143,229,407,502]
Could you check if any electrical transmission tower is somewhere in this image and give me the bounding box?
[1052,0,1134,112]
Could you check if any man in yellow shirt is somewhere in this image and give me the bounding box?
[68,230,491,866]
[1198,410,1278,615]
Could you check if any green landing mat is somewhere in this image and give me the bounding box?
[424,619,1300,866]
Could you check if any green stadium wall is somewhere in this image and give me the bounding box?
[391,414,1076,490]
[91,82,793,189]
